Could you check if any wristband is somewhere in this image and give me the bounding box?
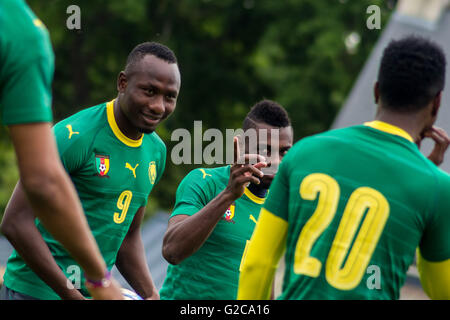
[85,270,112,289]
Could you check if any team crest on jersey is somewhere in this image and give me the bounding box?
[222,203,236,223]
[149,161,157,184]
[95,154,110,178]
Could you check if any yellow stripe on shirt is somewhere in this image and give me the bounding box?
[243,187,267,204]
[238,208,288,300]
[417,249,450,300]
[364,120,414,143]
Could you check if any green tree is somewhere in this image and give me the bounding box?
[0,0,392,221]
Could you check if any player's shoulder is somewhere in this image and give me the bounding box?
[183,166,229,185]
[53,102,107,144]
[55,102,107,130]
[282,127,346,156]
[0,1,35,32]
[305,125,365,143]
[293,126,356,144]
[0,0,51,55]
[430,165,450,190]
[287,125,398,154]
[144,131,167,154]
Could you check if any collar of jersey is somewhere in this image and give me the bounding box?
[243,187,267,205]
[364,120,414,143]
[106,99,143,147]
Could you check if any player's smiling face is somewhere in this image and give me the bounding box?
[117,54,181,137]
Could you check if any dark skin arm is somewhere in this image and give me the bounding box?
[162,192,237,265]
[116,207,159,300]
[8,123,122,299]
[0,181,85,300]
[162,137,266,265]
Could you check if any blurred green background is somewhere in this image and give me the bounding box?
[0,0,393,221]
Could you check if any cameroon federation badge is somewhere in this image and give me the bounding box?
[149,161,157,185]
[223,203,236,223]
[95,154,110,177]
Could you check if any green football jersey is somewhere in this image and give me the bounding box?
[263,121,450,299]
[159,166,266,300]
[0,0,53,124]
[4,100,166,299]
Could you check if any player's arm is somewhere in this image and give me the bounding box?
[116,206,159,300]
[8,123,123,300]
[417,251,450,299]
[163,190,238,265]
[415,169,450,300]
[0,181,86,300]
[416,172,450,299]
[162,138,266,265]
[238,147,293,300]
[1,3,121,299]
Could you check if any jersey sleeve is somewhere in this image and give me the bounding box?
[238,208,288,299]
[0,4,54,125]
[417,250,450,299]
[155,143,166,186]
[52,121,89,174]
[170,168,216,217]
[419,170,450,262]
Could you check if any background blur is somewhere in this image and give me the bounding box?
[5,0,450,300]
[0,0,392,220]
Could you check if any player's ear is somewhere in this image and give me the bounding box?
[117,71,127,93]
[374,82,380,104]
[431,91,442,117]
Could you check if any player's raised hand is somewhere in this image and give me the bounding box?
[425,126,450,166]
[224,136,267,200]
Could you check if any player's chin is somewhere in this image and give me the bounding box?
[138,121,158,134]
[138,116,162,133]
[139,127,155,134]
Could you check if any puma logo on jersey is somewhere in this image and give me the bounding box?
[199,169,212,179]
[33,19,44,28]
[66,125,79,139]
[125,163,139,178]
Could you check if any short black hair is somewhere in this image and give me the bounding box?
[243,99,291,130]
[377,35,446,112]
[125,41,177,73]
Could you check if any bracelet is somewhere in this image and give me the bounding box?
[85,270,112,289]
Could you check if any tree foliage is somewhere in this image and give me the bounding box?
[0,0,392,218]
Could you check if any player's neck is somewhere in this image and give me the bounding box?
[113,98,142,140]
[374,108,426,144]
[247,182,268,198]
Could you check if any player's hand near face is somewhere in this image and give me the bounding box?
[224,137,267,201]
[162,137,267,265]
[424,126,450,166]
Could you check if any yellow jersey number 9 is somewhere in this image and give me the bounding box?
[113,190,133,224]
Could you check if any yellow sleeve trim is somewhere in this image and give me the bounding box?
[238,208,288,300]
[417,249,450,300]
[243,187,267,204]
[106,99,143,147]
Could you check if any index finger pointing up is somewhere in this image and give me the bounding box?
[234,136,240,164]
